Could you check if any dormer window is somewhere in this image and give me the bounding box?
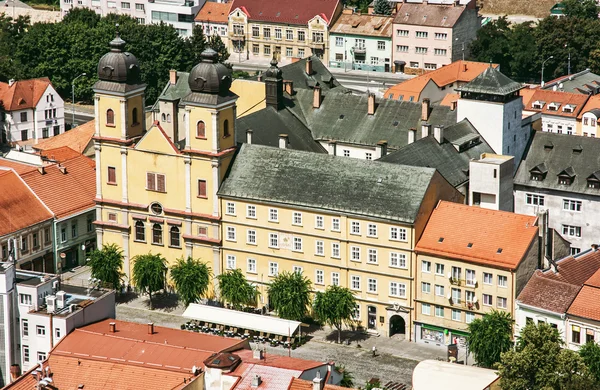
[532,101,544,109]
[530,163,548,181]
[563,104,575,113]
[587,171,600,188]
[557,167,575,186]
[547,103,559,111]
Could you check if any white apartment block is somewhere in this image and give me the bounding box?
[60,0,146,22]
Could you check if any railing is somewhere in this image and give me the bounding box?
[449,277,465,286]
[353,46,366,54]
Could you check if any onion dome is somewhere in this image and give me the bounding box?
[264,58,283,79]
[97,25,142,85]
[188,48,232,95]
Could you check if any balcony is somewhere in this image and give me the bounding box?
[309,40,325,50]
[229,31,245,41]
[449,277,465,286]
[353,46,366,54]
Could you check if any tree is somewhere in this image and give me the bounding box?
[336,365,354,388]
[469,16,512,74]
[466,310,513,368]
[498,322,596,390]
[170,257,212,307]
[373,0,392,15]
[188,24,207,65]
[313,285,356,344]
[88,243,125,291]
[563,0,600,19]
[207,34,230,63]
[131,253,167,309]
[216,268,260,309]
[580,341,600,385]
[267,271,312,321]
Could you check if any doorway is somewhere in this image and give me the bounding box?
[389,315,406,336]
[367,305,377,330]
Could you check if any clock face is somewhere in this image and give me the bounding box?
[102,66,113,77]
[194,77,206,90]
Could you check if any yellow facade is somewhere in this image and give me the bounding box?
[230,79,266,117]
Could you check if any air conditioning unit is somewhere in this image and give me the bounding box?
[46,295,56,313]
[56,291,66,309]
[69,304,78,313]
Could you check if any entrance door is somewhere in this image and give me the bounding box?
[65,248,78,269]
[389,315,406,336]
[367,306,377,330]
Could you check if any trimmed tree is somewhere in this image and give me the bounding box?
[579,341,600,385]
[88,243,125,291]
[216,268,260,310]
[170,256,212,307]
[267,271,312,321]
[131,253,168,309]
[467,309,513,368]
[313,285,356,344]
[373,0,392,15]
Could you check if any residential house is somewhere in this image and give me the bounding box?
[576,94,600,137]
[513,131,600,253]
[467,154,514,211]
[32,119,95,159]
[522,90,588,135]
[383,60,499,103]
[566,265,600,350]
[328,10,394,72]
[60,0,146,24]
[542,69,600,95]
[391,0,479,74]
[194,1,231,38]
[147,0,205,36]
[0,78,65,146]
[414,202,542,353]
[227,0,342,63]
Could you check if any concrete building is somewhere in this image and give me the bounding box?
[0,78,65,147]
[194,1,231,38]
[60,0,147,22]
[522,89,588,136]
[468,154,513,212]
[391,0,479,74]
[328,11,394,72]
[541,69,600,95]
[146,0,204,36]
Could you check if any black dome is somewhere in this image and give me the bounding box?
[264,58,282,79]
[97,28,142,85]
[188,49,232,95]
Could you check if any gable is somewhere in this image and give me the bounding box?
[134,124,179,155]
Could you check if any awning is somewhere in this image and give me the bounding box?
[394,60,406,65]
[183,303,301,337]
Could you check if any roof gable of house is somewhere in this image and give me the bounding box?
[33,120,95,154]
[134,122,180,155]
[230,0,340,25]
[0,77,53,111]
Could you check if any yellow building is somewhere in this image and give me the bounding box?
[413,201,541,349]
[218,144,463,338]
[94,35,238,285]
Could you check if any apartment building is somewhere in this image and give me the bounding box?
[147,0,205,36]
[60,0,146,22]
[414,202,540,350]
[522,90,588,136]
[391,0,479,74]
[194,1,230,38]
[227,0,342,63]
[0,78,65,146]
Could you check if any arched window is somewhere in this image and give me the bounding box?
[152,223,163,245]
[167,114,171,123]
[196,121,206,138]
[170,226,180,247]
[223,119,230,137]
[135,221,145,242]
[132,107,138,125]
[106,109,114,126]
[161,113,166,122]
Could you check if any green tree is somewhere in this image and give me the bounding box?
[207,34,230,63]
[313,285,356,344]
[170,257,212,307]
[580,341,600,385]
[336,365,354,388]
[466,310,513,368]
[188,24,207,65]
[62,7,101,27]
[132,253,168,309]
[87,243,125,291]
[589,49,600,74]
[469,16,512,73]
[563,0,600,19]
[267,271,312,321]
[498,322,596,390]
[373,0,392,15]
[216,268,260,309]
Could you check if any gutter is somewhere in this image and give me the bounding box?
[516,301,566,319]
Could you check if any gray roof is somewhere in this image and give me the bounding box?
[514,131,600,195]
[457,66,523,96]
[93,80,146,94]
[379,119,494,188]
[392,2,467,27]
[181,91,238,106]
[253,56,344,92]
[219,144,438,223]
[157,72,191,102]
[542,70,600,95]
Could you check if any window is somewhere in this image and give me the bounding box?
[571,247,581,255]
[226,202,236,216]
[451,266,461,280]
[146,172,166,192]
[336,37,344,47]
[20,112,28,122]
[107,213,117,223]
[71,222,78,238]
[562,224,582,237]
[451,288,461,303]
[247,229,256,245]
[498,275,507,288]
[87,217,93,233]
[332,243,340,258]
[587,329,595,343]
[170,226,180,247]
[466,312,475,324]
[332,272,340,286]
[563,199,582,212]
[572,325,581,344]
[434,32,447,40]
[483,272,492,285]
[368,278,377,293]
[367,224,377,237]
[275,28,282,39]
[351,221,360,235]
[37,352,46,362]
[36,325,46,336]
[23,346,29,362]
[135,221,145,241]
[247,258,257,273]
[497,297,507,309]
[106,166,117,184]
[293,237,303,252]
[389,252,407,268]
[435,306,444,318]
[367,248,378,264]
[1,245,6,260]
[135,3,143,10]
[253,44,259,55]
[452,309,461,322]
[422,260,431,272]
[416,31,428,38]
[32,233,38,249]
[365,152,372,160]
[197,226,208,237]
[152,224,163,245]
[424,63,437,70]
[223,120,230,137]
[312,32,324,43]
[526,193,545,206]
[466,269,476,286]
[20,294,32,305]
[269,208,278,222]
[352,304,361,320]
[351,246,361,261]
[370,56,379,65]
[351,275,361,290]
[377,41,385,50]
[226,226,236,241]
[246,205,256,219]
[60,227,67,243]
[252,26,259,37]
[466,290,475,303]
[308,269,322,285]
[286,47,293,57]
[422,303,431,315]
[226,255,236,270]
[22,319,28,337]
[396,45,409,52]
[434,48,447,56]
[422,282,431,294]
[415,47,427,54]
[55,328,61,339]
[315,215,324,229]
[315,240,324,255]
[269,233,279,248]
[410,61,419,68]
[332,218,340,232]
[293,212,302,225]
[106,109,114,125]
[435,284,444,296]
[264,45,271,56]
[390,227,407,241]
[435,263,444,275]
[21,236,28,252]
[269,262,279,276]
[483,294,492,306]
[263,27,271,39]
[197,179,207,198]
[196,121,206,138]
[397,29,409,37]
[42,128,49,139]
[297,31,305,42]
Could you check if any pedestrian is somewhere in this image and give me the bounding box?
[372,346,376,357]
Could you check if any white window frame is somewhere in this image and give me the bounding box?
[390,282,406,298]
[226,226,236,242]
[293,237,303,252]
[421,303,431,315]
[293,265,304,274]
[367,278,377,293]
[435,306,444,318]
[466,269,476,286]
[351,275,361,291]
[483,272,493,285]
[422,282,431,294]
[332,243,340,258]
[226,202,236,216]
[466,312,475,324]
[497,296,507,309]
[367,223,377,237]
[390,227,407,241]
[315,215,324,229]
[563,199,582,212]
[367,248,378,264]
[422,260,431,273]
[246,205,256,219]
[269,233,279,248]
[331,272,340,286]
[316,269,324,285]
[36,325,46,336]
[292,212,303,226]
[483,294,492,306]
[435,284,444,296]
[226,254,236,270]
[351,221,361,235]
[247,258,257,273]
[269,262,279,276]
[435,263,444,276]
[351,246,361,262]
[389,252,407,269]
[498,275,508,288]
[247,229,256,245]
[269,208,279,222]
[452,309,461,322]
[315,240,324,256]
[332,218,341,232]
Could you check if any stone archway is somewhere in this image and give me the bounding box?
[390,315,406,337]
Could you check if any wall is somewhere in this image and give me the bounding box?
[514,304,565,342]
[319,141,381,160]
[146,0,204,36]
[579,112,599,137]
[541,114,577,135]
[0,221,54,272]
[61,0,146,22]
[328,34,392,72]
[55,210,97,271]
[468,157,514,212]
[392,24,454,72]
[450,8,479,62]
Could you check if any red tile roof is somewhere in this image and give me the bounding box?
[567,285,600,321]
[0,157,37,174]
[288,377,353,390]
[234,364,303,390]
[20,155,96,219]
[234,349,324,371]
[544,250,600,286]
[523,89,589,118]
[577,94,600,119]
[195,1,232,23]
[34,120,95,154]
[230,0,340,25]
[0,77,52,111]
[39,146,84,163]
[0,169,53,236]
[583,267,600,288]
[415,201,538,270]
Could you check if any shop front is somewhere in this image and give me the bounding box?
[414,323,470,349]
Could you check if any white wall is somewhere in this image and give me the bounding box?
[318,141,387,160]
[541,115,576,135]
[146,0,204,36]
[61,0,146,22]
[514,303,566,343]
[580,112,597,137]
[329,34,392,72]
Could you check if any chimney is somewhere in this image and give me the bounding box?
[169,69,177,85]
[313,85,322,109]
[408,128,416,144]
[434,125,444,144]
[450,100,457,111]
[328,141,337,155]
[252,348,264,360]
[368,93,376,115]
[306,58,313,75]
[279,134,289,149]
[8,79,15,87]
[312,372,324,390]
[58,165,67,174]
[10,364,21,381]
[251,374,262,388]
[463,63,468,72]
[109,322,116,333]
[148,323,154,335]
[376,140,388,158]
[421,98,431,121]
[593,244,599,251]
[37,166,45,175]
[246,129,253,144]
[284,80,294,95]
[421,123,431,138]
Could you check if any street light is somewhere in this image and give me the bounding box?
[541,56,553,87]
[71,73,87,129]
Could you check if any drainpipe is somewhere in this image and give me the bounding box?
[49,312,54,349]
[52,219,59,274]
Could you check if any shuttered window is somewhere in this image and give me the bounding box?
[146,172,166,192]
[107,167,116,184]
[198,179,207,197]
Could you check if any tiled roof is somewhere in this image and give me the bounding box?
[583,266,600,288]
[523,90,589,118]
[0,157,37,174]
[545,250,600,285]
[33,119,95,154]
[393,2,467,27]
[0,77,52,111]
[439,92,459,107]
[577,94,600,119]
[39,146,84,163]
[233,363,302,390]
[230,0,340,25]
[330,13,393,37]
[517,270,581,314]
[0,169,53,236]
[567,285,600,321]
[415,201,538,270]
[289,377,353,390]
[384,61,498,101]
[20,155,96,219]
[457,66,523,96]
[195,1,231,23]
[235,349,323,371]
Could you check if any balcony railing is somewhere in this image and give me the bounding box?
[353,46,366,54]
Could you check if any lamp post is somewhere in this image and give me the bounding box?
[71,73,87,129]
[541,56,553,87]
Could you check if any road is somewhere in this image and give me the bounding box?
[64,104,95,128]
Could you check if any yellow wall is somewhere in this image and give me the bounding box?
[97,93,144,139]
[231,80,266,117]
